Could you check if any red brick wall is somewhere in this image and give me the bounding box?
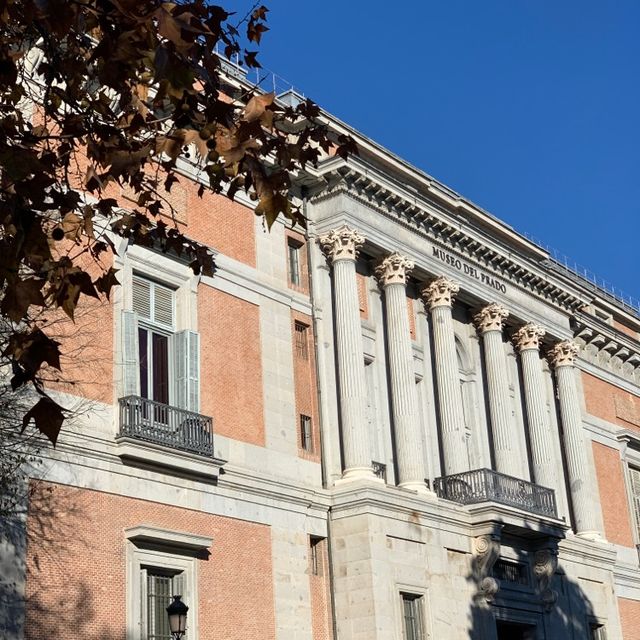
[25,481,275,640]
[582,372,640,431]
[357,274,368,320]
[199,286,264,446]
[613,319,639,341]
[309,538,334,640]
[291,311,320,461]
[619,597,640,639]
[592,442,634,547]
[407,297,416,341]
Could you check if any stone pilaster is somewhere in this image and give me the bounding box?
[319,226,374,481]
[422,277,468,475]
[549,340,600,538]
[513,324,558,492]
[475,303,520,478]
[376,253,429,494]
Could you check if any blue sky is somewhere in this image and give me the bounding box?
[252,1,639,303]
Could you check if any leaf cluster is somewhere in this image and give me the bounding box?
[0,0,356,443]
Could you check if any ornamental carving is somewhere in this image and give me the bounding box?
[421,276,459,309]
[548,340,579,367]
[513,323,546,352]
[533,548,558,612]
[318,225,364,263]
[375,252,414,287]
[471,534,501,604]
[474,303,509,334]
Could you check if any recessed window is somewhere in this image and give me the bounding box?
[628,466,640,541]
[144,568,185,640]
[401,593,425,640]
[288,239,302,286]
[300,414,313,452]
[309,536,323,576]
[590,622,607,640]
[294,321,309,359]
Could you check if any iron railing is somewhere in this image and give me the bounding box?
[372,461,387,482]
[433,468,557,518]
[118,396,214,457]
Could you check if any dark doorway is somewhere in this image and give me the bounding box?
[496,620,536,640]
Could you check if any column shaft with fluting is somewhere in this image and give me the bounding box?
[514,324,557,491]
[475,304,520,478]
[377,254,428,492]
[422,277,468,475]
[319,226,374,480]
[550,341,600,537]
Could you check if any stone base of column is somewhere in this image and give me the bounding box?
[336,466,380,484]
[398,481,438,500]
[574,530,605,543]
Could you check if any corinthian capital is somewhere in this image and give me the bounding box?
[474,303,509,334]
[375,252,414,287]
[513,323,546,352]
[318,225,364,263]
[421,276,459,309]
[548,340,579,367]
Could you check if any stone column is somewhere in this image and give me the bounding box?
[319,226,374,481]
[376,253,429,493]
[474,303,520,478]
[422,277,468,475]
[549,341,600,538]
[513,324,557,491]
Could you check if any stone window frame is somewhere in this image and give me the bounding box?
[114,245,200,401]
[125,525,212,640]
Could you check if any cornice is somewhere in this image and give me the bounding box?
[309,161,588,318]
[573,312,640,385]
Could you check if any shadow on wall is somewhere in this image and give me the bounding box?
[1,481,124,640]
[467,528,599,640]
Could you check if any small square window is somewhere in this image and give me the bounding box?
[288,240,302,287]
[300,414,313,452]
[294,321,309,359]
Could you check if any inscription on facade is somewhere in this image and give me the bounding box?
[432,247,507,294]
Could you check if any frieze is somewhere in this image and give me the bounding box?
[431,246,507,294]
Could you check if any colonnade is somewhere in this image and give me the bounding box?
[319,224,597,537]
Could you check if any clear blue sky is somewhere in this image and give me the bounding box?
[252,0,639,302]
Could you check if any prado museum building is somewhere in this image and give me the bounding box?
[5,62,640,640]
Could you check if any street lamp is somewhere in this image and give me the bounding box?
[166,595,189,640]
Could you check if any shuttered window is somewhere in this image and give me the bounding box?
[401,593,425,640]
[133,275,175,329]
[629,466,640,541]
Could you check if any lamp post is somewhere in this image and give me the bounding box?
[166,595,188,640]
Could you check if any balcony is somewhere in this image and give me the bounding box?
[434,468,557,519]
[118,396,214,458]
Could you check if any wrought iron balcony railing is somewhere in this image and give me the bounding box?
[118,396,214,458]
[433,468,557,519]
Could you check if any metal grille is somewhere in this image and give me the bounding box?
[119,396,214,457]
[628,467,640,542]
[372,461,387,482]
[147,572,173,640]
[300,415,313,451]
[294,322,309,359]
[494,559,529,586]
[433,468,557,518]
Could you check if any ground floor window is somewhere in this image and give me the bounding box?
[144,568,186,640]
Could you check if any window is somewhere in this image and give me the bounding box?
[144,568,185,640]
[126,526,211,640]
[309,536,323,576]
[300,414,313,452]
[628,466,640,541]
[589,622,607,640]
[493,559,529,586]
[401,593,425,640]
[133,276,175,406]
[294,321,309,359]
[122,274,200,414]
[288,239,302,286]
